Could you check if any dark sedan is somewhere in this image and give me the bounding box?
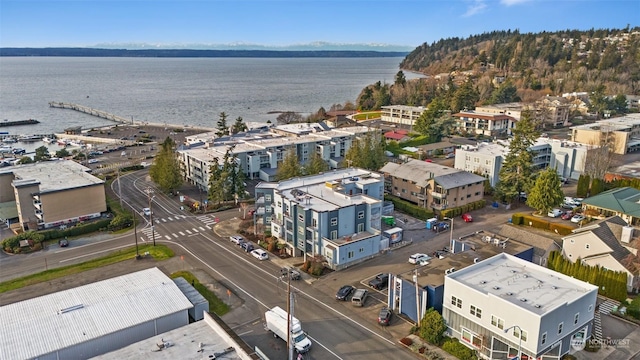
[336,285,355,301]
[378,307,392,326]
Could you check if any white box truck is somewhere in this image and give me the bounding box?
[265,306,312,353]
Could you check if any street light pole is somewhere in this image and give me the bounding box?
[504,325,523,360]
[128,202,140,259]
[444,217,454,253]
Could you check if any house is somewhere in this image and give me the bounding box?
[581,187,640,226]
[380,105,426,127]
[562,216,640,292]
[443,253,598,360]
[384,129,410,142]
[570,113,640,154]
[417,138,457,157]
[0,160,106,231]
[254,168,384,270]
[380,159,485,212]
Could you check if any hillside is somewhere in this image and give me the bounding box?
[355,27,639,112]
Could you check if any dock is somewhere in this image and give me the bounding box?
[49,102,135,125]
[0,119,40,127]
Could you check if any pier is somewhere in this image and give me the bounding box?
[49,102,135,125]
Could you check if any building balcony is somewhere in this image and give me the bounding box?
[431,191,446,199]
[431,202,446,210]
[271,216,283,226]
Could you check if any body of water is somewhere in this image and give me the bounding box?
[0,57,421,135]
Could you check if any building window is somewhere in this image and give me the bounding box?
[298,214,304,221]
[589,305,593,312]
[312,218,317,227]
[491,315,504,330]
[331,217,337,226]
[574,313,579,325]
[451,296,462,308]
[585,244,590,249]
[541,332,547,345]
[330,230,337,239]
[513,328,527,342]
[461,328,482,349]
[558,322,563,334]
[298,226,304,235]
[358,211,364,219]
[470,305,482,318]
[277,201,282,207]
[348,251,354,259]
[358,223,364,232]
[265,195,271,202]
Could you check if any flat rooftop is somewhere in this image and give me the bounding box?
[407,230,533,289]
[0,159,103,193]
[448,252,598,316]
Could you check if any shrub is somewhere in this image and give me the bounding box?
[400,337,413,346]
[549,223,574,236]
[442,338,477,360]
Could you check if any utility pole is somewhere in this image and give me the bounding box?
[117,168,122,208]
[414,268,420,327]
[147,188,156,246]
[287,270,294,360]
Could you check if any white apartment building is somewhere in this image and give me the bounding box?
[443,253,598,360]
[177,125,376,189]
[451,110,517,137]
[381,105,426,127]
[454,138,593,186]
[255,168,385,270]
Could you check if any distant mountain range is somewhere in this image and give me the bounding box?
[0,42,414,58]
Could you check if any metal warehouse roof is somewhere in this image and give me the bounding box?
[0,267,193,360]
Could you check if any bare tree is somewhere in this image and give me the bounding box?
[276,111,303,125]
[240,202,249,219]
[583,127,622,180]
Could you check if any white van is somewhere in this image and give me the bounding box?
[351,289,368,307]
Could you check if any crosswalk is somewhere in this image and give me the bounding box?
[136,214,219,242]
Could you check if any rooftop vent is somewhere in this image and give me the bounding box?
[537,280,543,284]
[534,304,542,308]
[493,286,501,290]
[523,274,529,278]
[551,286,558,290]
[506,292,513,296]
[480,280,487,284]
[520,298,528,302]
[510,270,517,273]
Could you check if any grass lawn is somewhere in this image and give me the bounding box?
[0,244,173,293]
[170,271,230,316]
[353,111,381,121]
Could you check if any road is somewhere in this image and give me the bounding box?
[0,170,424,360]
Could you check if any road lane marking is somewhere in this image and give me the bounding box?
[60,243,135,262]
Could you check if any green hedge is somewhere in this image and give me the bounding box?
[384,195,434,221]
[442,338,477,360]
[510,213,575,236]
[440,200,486,219]
[2,219,112,253]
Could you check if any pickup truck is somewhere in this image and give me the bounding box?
[368,273,389,290]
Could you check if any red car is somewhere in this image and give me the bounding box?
[461,213,473,222]
[561,211,574,220]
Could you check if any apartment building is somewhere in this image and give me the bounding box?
[381,105,426,127]
[177,124,377,189]
[443,253,598,360]
[451,110,516,137]
[454,138,593,186]
[254,168,384,270]
[0,160,106,231]
[570,114,640,154]
[379,159,485,212]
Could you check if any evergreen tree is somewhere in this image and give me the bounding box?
[230,116,248,134]
[34,146,51,161]
[450,80,479,113]
[343,132,386,171]
[394,70,406,86]
[576,174,590,197]
[526,168,564,215]
[419,308,447,345]
[207,158,225,204]
[276,149,303,181]
[216,112,229,137]
[495,111,539,202]
[149,137,183,193]
[305,151,329,176]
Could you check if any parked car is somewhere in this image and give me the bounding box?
[58,238,69,247]
[378,307,392,326]
[561,211,574,220]
[280,267,301,280]
[351,289,369,307]
[461,213,473,222]
[230,235,245,245]
[547,209,564,218]
[561,202,578,210]
[241,242,254,252]
[368,273,389,290]
[432,222,450,232]
[251,249,269,261]
[571,214,586,223]
[336,285,355,301]
[409,253,430,265]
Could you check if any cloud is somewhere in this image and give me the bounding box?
[500,0,533,5]
[462,0,488,17]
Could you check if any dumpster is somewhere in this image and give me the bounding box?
[382,216,395,226]
[426,218,438,229]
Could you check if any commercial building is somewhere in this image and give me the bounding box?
[254,168,384,270]
[581,187,640,226]
[177,124,376,188]
[380,159,485,211]
[443,253,598,360]
[0,268,197,360]
[0,160,106,231]
[570,114,640,154]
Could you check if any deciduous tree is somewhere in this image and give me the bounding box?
[419,308,447,345]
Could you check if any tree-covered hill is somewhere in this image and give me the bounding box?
[356,27,639,112]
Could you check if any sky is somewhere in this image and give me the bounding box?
[1,0,639,50]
